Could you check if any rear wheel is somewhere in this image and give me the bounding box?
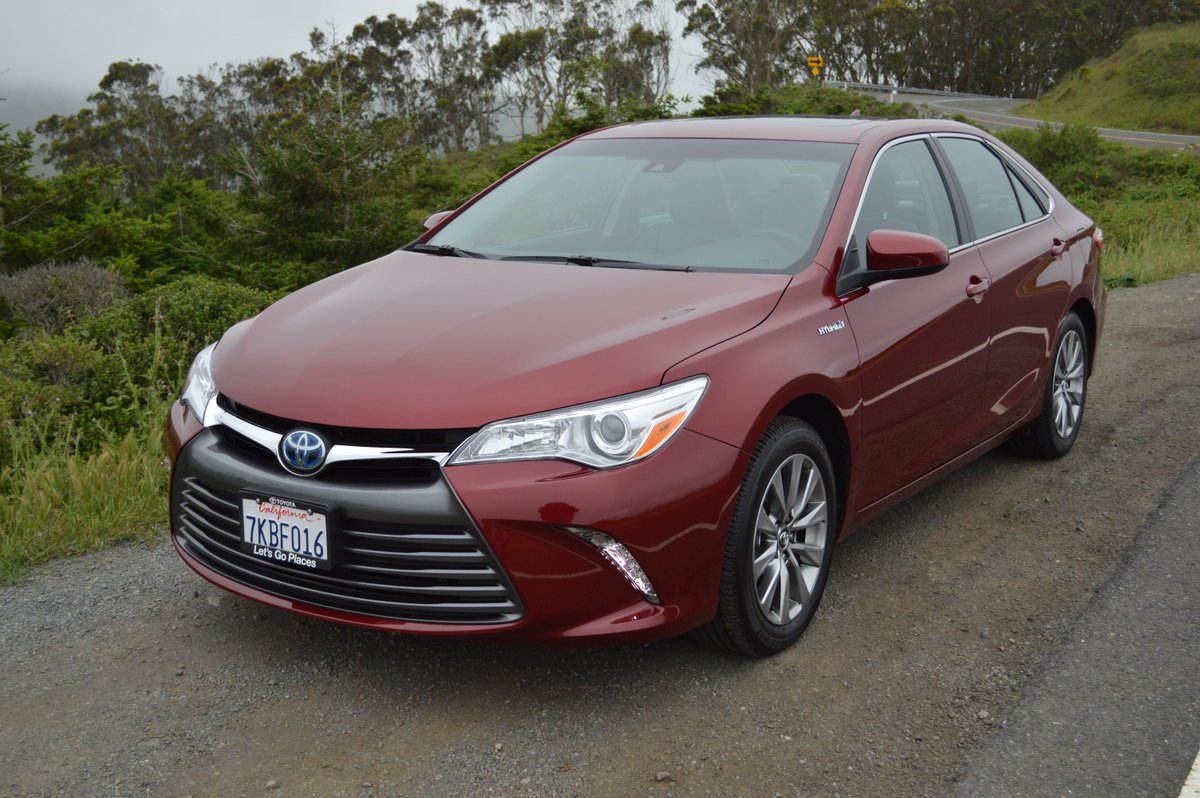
[694,418,837,657]
[1011,312,1089,459]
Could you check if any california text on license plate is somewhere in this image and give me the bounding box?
[241,495,331,571]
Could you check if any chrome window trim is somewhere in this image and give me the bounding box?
[199,395,451,467]
[839,131,1064,295]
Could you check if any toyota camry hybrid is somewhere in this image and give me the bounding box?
[166,116,1105,656]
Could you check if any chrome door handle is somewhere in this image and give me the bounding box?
[966,276,990,297]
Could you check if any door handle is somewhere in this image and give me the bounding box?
[1050,238,1067,256]
[966,275,990,298]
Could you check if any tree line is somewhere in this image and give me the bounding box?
[682,0,1199,99]
[2,0,1197,297]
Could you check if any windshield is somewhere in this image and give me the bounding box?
[426,137,855,272]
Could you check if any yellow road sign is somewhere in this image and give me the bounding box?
[807,55,824,68]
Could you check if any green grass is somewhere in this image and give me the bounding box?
[1098,205,1200,287]
[1016,22,1200,134]
[997,124,1200,288]
[0,405,169,584]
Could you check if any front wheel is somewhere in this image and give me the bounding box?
[1011,312,1089,459]
[694,418,837,657]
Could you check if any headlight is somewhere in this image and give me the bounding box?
[181,343,217,423]
[449,376,709,469]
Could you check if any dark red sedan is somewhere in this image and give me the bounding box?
[167,116,1104,656]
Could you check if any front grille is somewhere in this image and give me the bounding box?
[174,476,522,624]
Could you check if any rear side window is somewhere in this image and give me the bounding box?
[938,138,1024,239]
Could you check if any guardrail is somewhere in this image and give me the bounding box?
[830,81,1005,100]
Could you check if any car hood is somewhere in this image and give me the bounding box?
[213,251,792,429]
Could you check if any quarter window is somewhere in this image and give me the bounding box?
[1007,165,1046,223]
[938,137,1024,238]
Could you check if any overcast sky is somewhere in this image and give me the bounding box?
[0,0,707,135]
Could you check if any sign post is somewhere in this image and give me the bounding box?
[807,55,824,79]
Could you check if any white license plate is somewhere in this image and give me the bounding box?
[241,495,331,571]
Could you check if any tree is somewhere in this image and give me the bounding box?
[37,62,183,195]
[675,0,810,97]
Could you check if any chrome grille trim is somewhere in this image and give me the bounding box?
[199,395,451,467]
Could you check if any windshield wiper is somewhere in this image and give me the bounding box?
[499,254,693,272]
[407,243,490,259]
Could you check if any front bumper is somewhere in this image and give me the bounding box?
[167,402,748,644]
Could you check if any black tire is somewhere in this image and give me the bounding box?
[1010,312,1089,459]
[694,418,837,657]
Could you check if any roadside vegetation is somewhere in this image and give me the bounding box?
[997,124,1200,287]
[1016,22,1200,135]
[2,7,1199,581]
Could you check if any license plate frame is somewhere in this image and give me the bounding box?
[239,492,334,572]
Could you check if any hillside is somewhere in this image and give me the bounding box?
[1016,22,1200,134]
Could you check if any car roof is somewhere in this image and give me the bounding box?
[584,116,989,146]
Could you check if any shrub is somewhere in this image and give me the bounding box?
[0,259,129,335]
[79,274,277,406]
[0,333,120,462]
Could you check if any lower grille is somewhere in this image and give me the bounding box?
[174,476,521,624]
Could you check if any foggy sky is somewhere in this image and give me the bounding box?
[0,0,706,135]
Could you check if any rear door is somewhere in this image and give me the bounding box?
[934,135,1073,438]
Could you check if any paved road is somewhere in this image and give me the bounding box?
[944,457,1200,798]
[892,94,1200,150]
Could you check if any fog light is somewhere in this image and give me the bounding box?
[563,526,660,605]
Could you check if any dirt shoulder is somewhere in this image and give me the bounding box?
[2,275,1198,798]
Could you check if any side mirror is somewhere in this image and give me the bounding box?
[423,209,455,230]
[865,229,949,275]
[838,229,950,293]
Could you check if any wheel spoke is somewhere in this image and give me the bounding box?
[784,459,802,516]
[789,539,824,567]
[769,470,787,515]
[775,554,790,621]
[791,500,826,531]
[795,465,818,516]
[753,545,776,579]
[1054,396,1068,438]
[756,506,778,538]
[787,550,811,606]
[758,558,780,616]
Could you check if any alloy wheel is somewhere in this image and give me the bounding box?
[1052,329,1086,441]
[752,453,829,626]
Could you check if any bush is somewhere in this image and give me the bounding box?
[693,83,918,119]
[78,274,277,403]
[0,259,129,335]
[0,333,120,463]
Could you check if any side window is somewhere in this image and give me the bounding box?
[938,137,1024,238]
[850,139,961,266]
[1006,164,1046,223]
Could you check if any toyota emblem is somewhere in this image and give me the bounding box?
[280,429,328,474]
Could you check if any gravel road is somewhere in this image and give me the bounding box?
[3,275,1198,798]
